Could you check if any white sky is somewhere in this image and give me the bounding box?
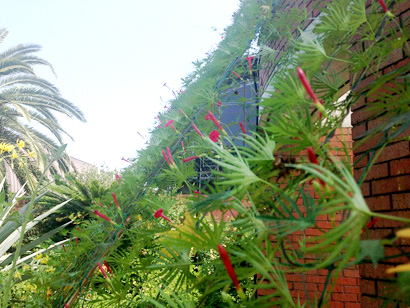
[0,0,240,170]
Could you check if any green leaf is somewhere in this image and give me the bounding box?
[358,240,385,266]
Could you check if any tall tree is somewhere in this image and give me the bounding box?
[0,28,86,190]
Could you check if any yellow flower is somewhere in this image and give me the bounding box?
[11,151,18,159]
[34,253,43,261]
[0,143,7,153]
[40,254,49,264]
[386,263,410,274]
[396,228,410,238]
[386,228,410,274]
[17,139,25,149]
[27,150,35,158]
[14,270,22,280]
[47,287,53,300]
[23,263,30,271]
[46,267,55,273]
[5,144,14,152]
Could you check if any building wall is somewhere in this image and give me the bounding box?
[351,1,410,306]
[258,0,410,306]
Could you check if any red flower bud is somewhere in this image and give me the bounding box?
[217,244,241,291]
[93,210,113,223]
[98,261,109,280]
[239,121,247,135]
[191,123,204,137]
[206,111,224,131]
[183,156,199,162]
[112,192,120,208]
[378,0,389,13]
[104,260,114,275]
[297,67,319,104]
[246,56,254,72]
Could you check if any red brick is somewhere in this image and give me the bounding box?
[375,141,409,163]
[360,296,385,308]
[285,273,303,282]
[332,293,357,302]
[371,175,410,194]
[355,132,384,154]
[342,269,361,278]
[359,263,395,280]
[361,181,370,197]
[354,163,388,182]
[344,285,361,294]
[390,158,410,176]
[366,195,391,211]
[392,193,410,209]
[351,107,379,125]
[318,284,343,293]
[353,153,368,168]
[354,74,377,92]
[360,279,376,296]
[306,275,327,284]
[374,210,410,228]
[336,277,357,286]
[352,122,366,140]
[294,282,317,291]
[383,57,410,74]
[326,301,344,308]
[384,246,410,263]
[394,1,410,14]
[345,303,361,308]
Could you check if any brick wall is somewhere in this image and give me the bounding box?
[351,1,410,306]
[258,0,361,306]
[258,0,410,306]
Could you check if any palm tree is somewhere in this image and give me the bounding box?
[0,28,86,191]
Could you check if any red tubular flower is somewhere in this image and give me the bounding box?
[104,260,114,275]
[93,210,113,223]
[112,192,120,208]
[362,218,378,233]
[307,147,319,165]
[306,147,326,186]
[76,226,81,232]
[181,141,185,149]
[297,67,319,103]
[217,244,244,296]
[378,0,389,13]
[165,119,178,133]
[246,56,254,72]
[183,156,199,162]
[239,121,247,135]
[62,244,66,252]
[76,237,79,245]
[98,261,109,280]
[191,123,204,137]
[162,149,171,166]
[179,108,188,118]
[158,125,163,129]
[206,111,224,131]
[217,101,222,107]
[232,71,242,80]
[166,147,175,165]
[209,130,220,142]
[154,208,173,223]
[64,304,70,308]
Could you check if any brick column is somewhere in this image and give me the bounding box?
[352,3,410,306]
